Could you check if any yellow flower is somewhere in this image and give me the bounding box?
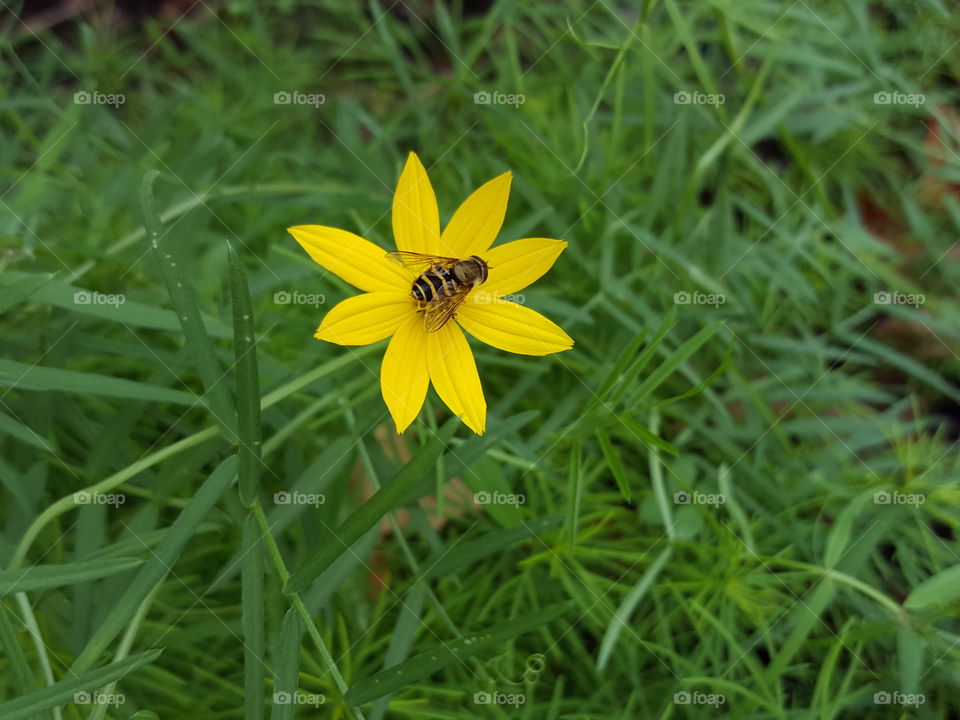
[288,152,573,435]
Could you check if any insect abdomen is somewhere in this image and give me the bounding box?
[412,266,455,302]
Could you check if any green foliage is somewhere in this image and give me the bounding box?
[1,0,959,717]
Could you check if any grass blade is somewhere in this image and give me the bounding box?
[242,514,266,720]
[344,601,573,706]
[0,604,38,700]
[0,359,197,405]
[0,649,162,720]
[228,243,262,506]
[629,322,723,409]
[71,456,237,672]
[269,609,302,720]
[140,170,237,442]
[370,584,426,720]
[284,419,457,594]
[0,408,53,452]
[596,428,631,501]
[422,516,564,580]
[596,548,672,671]
[905,564,960,610]
[0,557,144,595]
[0,272,52,314]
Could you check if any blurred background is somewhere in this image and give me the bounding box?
[2,0,960,717]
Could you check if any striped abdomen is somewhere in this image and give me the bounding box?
[411,257,488,303]
[412,266,458,302]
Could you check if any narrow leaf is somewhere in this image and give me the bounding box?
[71,456,237,672]
[229,244,262,506]
[344,602,573,706]
[0,649,162,720]
[596,428,631,501]
[0,557,143,595]
[0,273,53,314]
[141,170,237,441]
[285,420,457,594]
[905,564,960,609]
[269,609,302,720]
[0,359,196,405]
[242,514,266,720]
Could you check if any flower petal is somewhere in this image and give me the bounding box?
[427,322,486,434]
[457,299,573,356]
[438,171,512,258]
[478,238,567,297]
[392,152,440,255]
[289,225,410,293]
[314,292,414,346]
[381,313,430,433]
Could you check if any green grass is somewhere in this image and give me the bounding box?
[2,0,960,717]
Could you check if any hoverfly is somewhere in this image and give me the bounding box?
[386,251,489,332]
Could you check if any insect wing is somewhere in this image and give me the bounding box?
[385,251,458,273]
[422,287,471,332]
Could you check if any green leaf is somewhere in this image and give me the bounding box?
[618,416,679,457]
[629,322,723,408]
[422,516,564,580]
[141,170,237,442]
[370,584,426,720]
[344,602,573,706]
[597,548,672,670]
[848,335,960,406]
[567,440,583,548]
[229,244,262,506]
[0,557,143,595]
[14,274,231,337]
[0,605,38,701]
[897,623,923,695]
[242,514,266,720]
[0,649,162,720]
[444,410,540,483]
[596,428,631,501]
[270,609,302,720]
[823,491,874,567]
[0,359,196,405]
[905,564,960,609]
[71,456,237,672]
[0,408,53,452]
[602,309,676,407]
[285,420,458,594]
[0,272,52,314]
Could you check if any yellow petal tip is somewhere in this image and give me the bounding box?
[394,418,415,435]
[461,415,486,435]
